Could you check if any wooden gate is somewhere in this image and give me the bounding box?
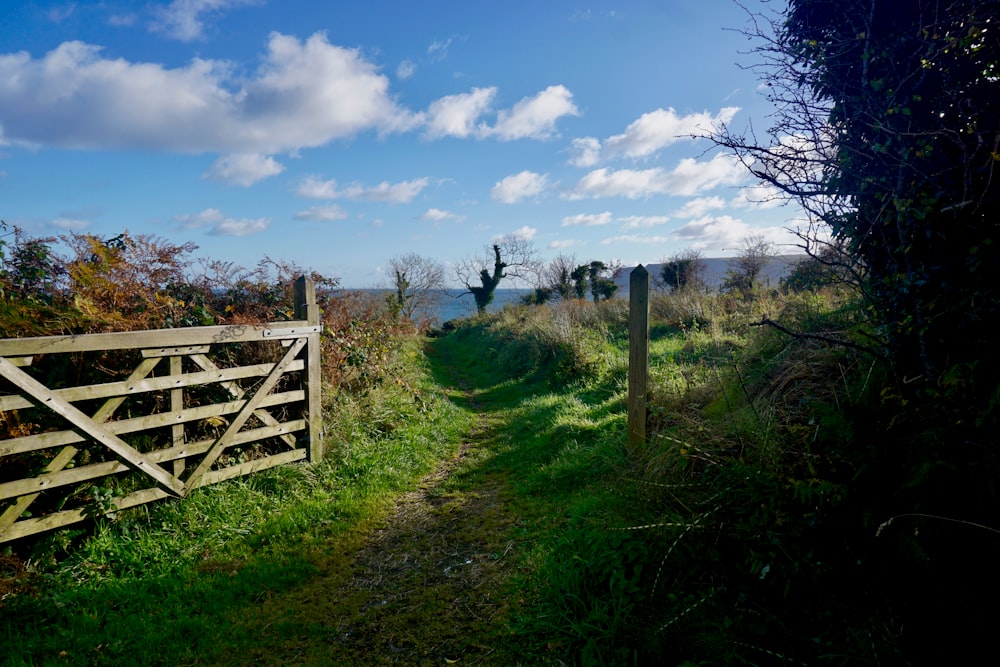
[0,277,322,544]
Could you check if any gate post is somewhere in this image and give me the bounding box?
[294,276,324,462]
[628,265,649,448]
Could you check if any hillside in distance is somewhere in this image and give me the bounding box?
[614,255,805,296]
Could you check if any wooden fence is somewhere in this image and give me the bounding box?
[0,277,322,544]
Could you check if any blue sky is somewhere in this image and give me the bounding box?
[0,0,800,287]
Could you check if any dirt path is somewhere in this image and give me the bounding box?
[223,355,524,665]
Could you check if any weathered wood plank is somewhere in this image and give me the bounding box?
[0,449,307,543]
[188,354,297,449]
[0,390,305,457]
[0,421,306,500]
[628,265,650,448]
[0,358,185,497]
[141,345,211,358]
[0,357,162,523]
[0,446,78,527]
[295,276,324,463]
[170,356,185,477]
[0,321,311,356]
[0,359,304,412]
[184,338,308,490]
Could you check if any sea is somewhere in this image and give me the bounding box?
[351,288,532,325]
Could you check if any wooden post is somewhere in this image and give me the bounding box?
[628,265,649,448]
[294,276,324,462]
[169,355,186,476]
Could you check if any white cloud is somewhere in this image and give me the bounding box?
[729,184,785,209]
[420,208,463,222]
[51,216,89,231]
[209,217,270,236]
[485,85,579,141]
[562,212,613,227]
[427,37,454,62]
[563,154,748,200]
[621,215,671,230]
[491,171,549,204]
[673,196,726,218]
[150,0,260,42]
[297,176,430,203]
[424,87,496,139]
[47,4,77,23]
[174,207,269,236]
[549,239,579,250]
[568,137,601,167]
[294,204,349,222]
[510,225,537,240]
[601,234,671,245]
[204,153,284,186]
[570,107,739,165]
[397,60,416,80]
[0,33,415,154]
[672,214,753,251]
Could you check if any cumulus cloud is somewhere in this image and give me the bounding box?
[568,137,602,168]
[173,207,269,236]
[51,217,90,231]
[729,184,785,210]
[601,234,671,245]
[563,154,748,200]
[204,153,284,186]
[0,33,416,154]
[674,215,751,251]
[297,176,430,203]
[562,212,613,227]
[424,87,497,139]
[569,107,739,166]
[549,239,579,250]
[294,204,349,222]
[485,85,579,141]
[150,0,260,42]
[494,225,537,242]
[673,196,726,218]
[0,34,580,162]
[420,208,464,222]
[621,215,671,230]
[491,171,549,203]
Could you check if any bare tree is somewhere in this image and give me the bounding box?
[454,236,540,314]
[721,234,776,296]
[385,252,446,321]
[542,253,578,302]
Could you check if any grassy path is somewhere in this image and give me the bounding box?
[194,333,547,665]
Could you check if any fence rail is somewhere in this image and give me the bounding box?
[0,277,322,543]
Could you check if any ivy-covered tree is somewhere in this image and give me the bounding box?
[717,0,1000,394]
[455,236,539,314]
[587,261,618,302]
[385,252,446,321]
[660,248,706,292]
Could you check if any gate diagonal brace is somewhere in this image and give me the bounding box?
[0,357,185,498]
[0,356,162,527]
[183,337,308,491]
